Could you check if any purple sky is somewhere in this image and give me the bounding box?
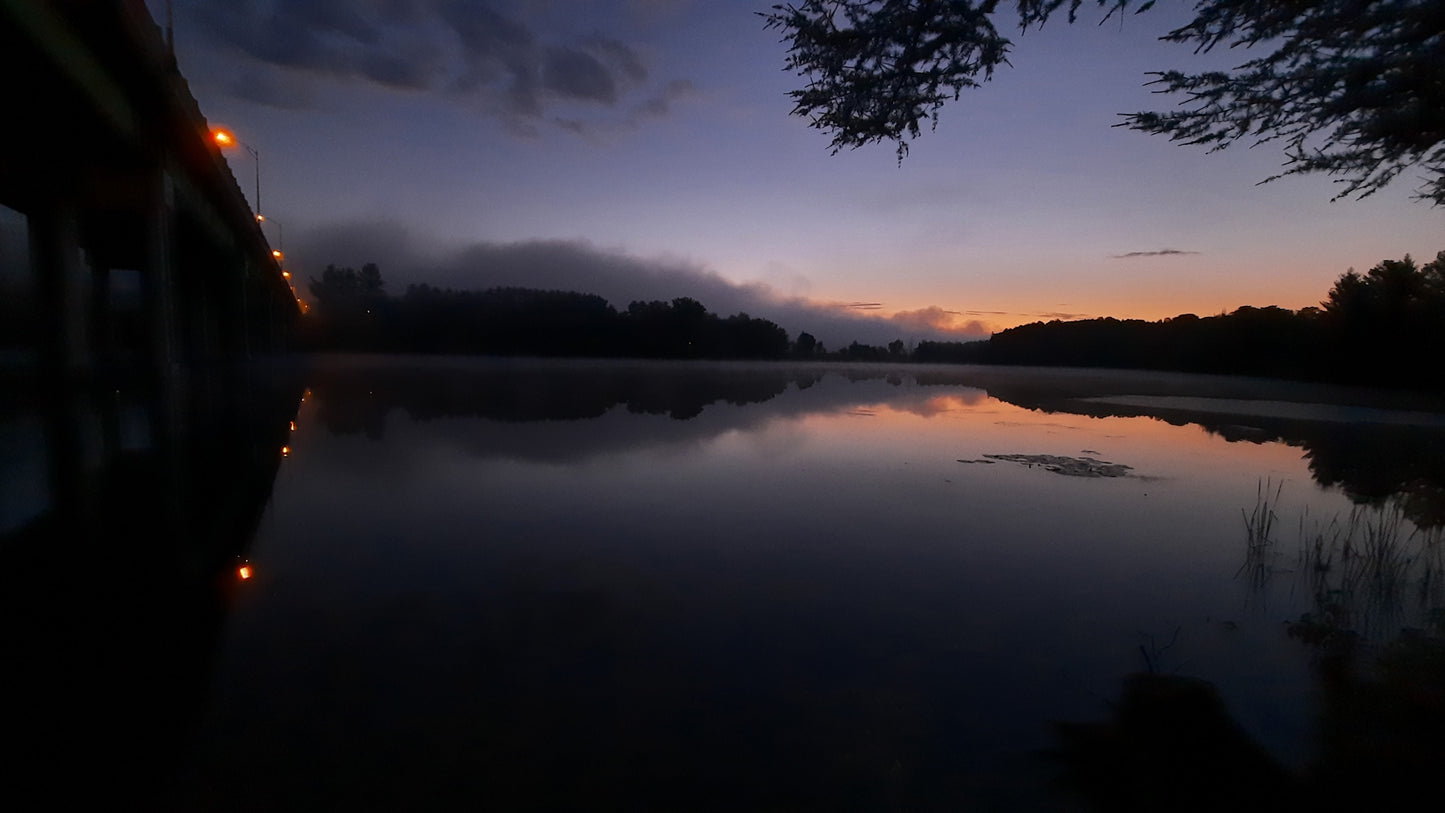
[156,0,1441,347]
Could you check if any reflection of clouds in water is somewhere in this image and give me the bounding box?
[738,418,812,461]
[306,360,1025,466]
[888,391,990,418]
[298,359,1445,519]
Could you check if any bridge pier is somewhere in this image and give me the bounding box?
[143,166,181,377]
[29,200,91,380]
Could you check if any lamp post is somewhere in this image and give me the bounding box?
[256,213,283,257]
[211,128,305,319]
[211,128,261,216]
[261,222,299,301]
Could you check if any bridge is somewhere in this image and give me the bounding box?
[0,0,299,378]
[0,4,307,796]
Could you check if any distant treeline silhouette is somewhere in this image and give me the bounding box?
[300,263,789,359]
[919,252,1445,390]
[299,252,1445,389]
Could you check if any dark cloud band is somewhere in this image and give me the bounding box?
[289,220,990,348]
[188,0,687,133]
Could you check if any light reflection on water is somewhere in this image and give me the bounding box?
[8,356,1445,810]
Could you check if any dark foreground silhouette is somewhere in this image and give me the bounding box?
[1053,578,1445,811]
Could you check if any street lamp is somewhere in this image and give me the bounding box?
[211,127,305,317]
[256,213,283,256]
[212,127,261,216]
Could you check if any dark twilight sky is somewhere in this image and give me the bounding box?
[152,0,1440,346]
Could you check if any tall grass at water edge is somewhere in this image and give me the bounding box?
[1238,479,1285,591]
[1241,480,1445,639]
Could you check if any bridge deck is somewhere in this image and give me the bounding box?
[1,0,298,374]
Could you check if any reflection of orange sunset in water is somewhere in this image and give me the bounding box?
[797,388,1314,488]
[888,392,992,418]
[757,382,1359,569]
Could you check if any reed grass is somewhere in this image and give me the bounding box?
[1280,493,1443,640]
[1237,479,1285,590]
[1243,478,1283,555]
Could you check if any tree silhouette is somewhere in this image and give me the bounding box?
[1320,251,1445,384]
[1323,251,1445,323]
[358,262,384,299]
[763,0,1445,202]
[794,331,818,357]
[308,263,386,314]
[300,267,790,360]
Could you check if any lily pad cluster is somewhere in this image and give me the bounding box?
[958,454,1134,478]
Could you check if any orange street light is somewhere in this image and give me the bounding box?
[211,127,262,216]
[257,213,284,257]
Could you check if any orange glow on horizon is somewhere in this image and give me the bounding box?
[845,253,1344,337]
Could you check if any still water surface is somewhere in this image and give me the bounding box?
[9,356,1445,810]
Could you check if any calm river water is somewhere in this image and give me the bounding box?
[6,356,1445,810]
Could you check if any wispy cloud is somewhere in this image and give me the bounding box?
[1109,249,1201,259]
[958,308,1088,323]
